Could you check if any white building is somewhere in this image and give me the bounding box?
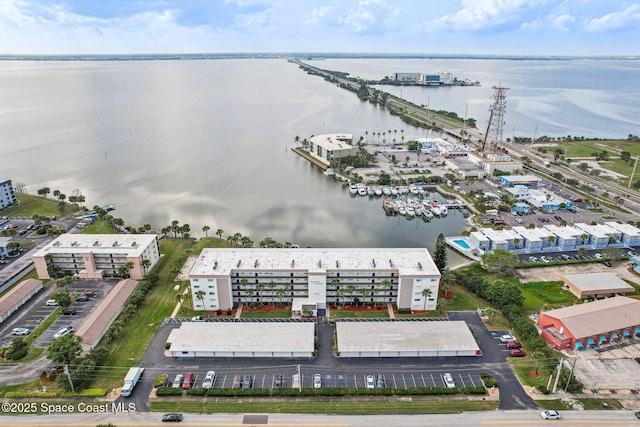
[307,133,359,167]
[544,225,579,251]
[32,234,161,280]
[394,73,423,83]
[0,179,16,209]
[511,226,543,252]
[573,223,616,249]
[188,248,441,312]
[604,222,640,247]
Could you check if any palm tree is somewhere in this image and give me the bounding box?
[118,261,134,278]
[547,235,556,247]
[255,283,265,304]
[422,288,433,310]
[195,290,206,310]
[484,307,500,324]
[216,229,224,239]
[276,288,287,306]
[336,288,346,307]
[347,285,356,306]
[245,288,255,304]
[268,281,277,303]
[579,233,588,246]
[142,259,151,273]
[202,225,210,238]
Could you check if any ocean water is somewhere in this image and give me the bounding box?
[1,57,638,254]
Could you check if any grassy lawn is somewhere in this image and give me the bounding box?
[95,237,236,387]
[331,309,389,319]
[1,194,74,218]
[536,398,625,411]
[518,281,577,312]
[442,284,488,311]
[150,399,498,414]
[81,219,118,234]
[241,309,292,318]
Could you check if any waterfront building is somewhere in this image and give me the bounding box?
[477,228,511,251]
[437,72,453,85]
[499,175,541,187]
[537,296,640,351]
[394,73,423,83]
[475,153,523,175]
[32,234,160,280]
[187,248,441,312]
[424,74,440,86]
[604,222,640,247]
[505,185,573,211]
[307,133,359,167]
[0,179,16,209]
[468,231,490,252]
[436,142,473,158]
[444,157,486,179]
[511,226,543,252]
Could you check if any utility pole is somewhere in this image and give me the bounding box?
[64,364,75,393]
[552,357,563,393]
[297,364,301,392]
[564,359,577,392]
[629,155,639,189]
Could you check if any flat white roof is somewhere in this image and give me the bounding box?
[544,225,579,239]
[512,226,542,242]
[167,322,314,353]
[605,222,640,237]
[33,234,157,258]
[501,175,540,182]
[336,321,479,353]
[562,273,634,293]
[309,133,354,150]
[190,248,439,277]
[573,223,615,238]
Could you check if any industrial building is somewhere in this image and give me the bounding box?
[0,279,42,324]
[165,321,315,358]
[560,273,634,299]
[537,296,640,350]
[188,248,441,312]
[499,175,541,187]
[32,234,160,280]
[306,133,359,167]
[336,321,481,357]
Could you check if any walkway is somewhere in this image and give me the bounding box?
[386,303,395,319]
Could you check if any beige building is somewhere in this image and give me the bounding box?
[561,272,635,299]
[188,248,441,312]
[307,133,359,167]
[32,234,160,280]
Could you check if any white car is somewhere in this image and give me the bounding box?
[45,299,59,306]
[53,327,73,339]
[540,410,561,420]
[594,253,602,259]
[313,373,322,389]
[366,375,375,389]
[443,373,456,388]
[11,327,31,336]
[500,334,516,343]
[202,371,216,389]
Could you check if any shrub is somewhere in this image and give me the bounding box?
[481,373,498,388]
[153,374,168,388]
[155,387,183,396]
[10,347,28,360]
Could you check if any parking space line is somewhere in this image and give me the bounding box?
[420,374,426,387]
[457,373,465,387]
[392,374,398,389]
[429,373,435,387]
[467,373,476,387]
[402,374,407,389]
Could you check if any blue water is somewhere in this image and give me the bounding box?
[454,239,471,249]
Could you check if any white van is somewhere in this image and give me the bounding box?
[46,299,58,306]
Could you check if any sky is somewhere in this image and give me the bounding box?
[0,0,639,55]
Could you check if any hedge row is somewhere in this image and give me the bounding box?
[5,388,108,398]
[156,386,486,397]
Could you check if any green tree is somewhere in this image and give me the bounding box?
[483,307,501,324]
[433,233,448,273]
[46,335,82,365]
[118,261,134,278]
[195,290,206,310]
[421,288,433,310]
[202,225,210,238]
[481,249,519,276]
[55,275,74,288]
[51,290,72,308]
[142,258,151,273]
[216,229,224,239]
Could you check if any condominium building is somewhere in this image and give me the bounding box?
[307,134,359,167]
[32,234,160,280]
[0,179,16,209]
[188,248,441,312]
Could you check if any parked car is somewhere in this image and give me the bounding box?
[509,348,526,357]
[540,410,561,420]
[61,308,76,315]
[571,197,582,202]
[75,295,89,302]
[45,299,59,306]
[635,411,640,420]
[500,334,516,343]
[561,254,571,260]
[443,373,456,388]
[274,374,284,389]
[506,341,522,349]
[554,215,563,221]
[232,374,242,389]
[528,256,538,262]
[182,372,194,389]
[171,374,184,388]
[202,371,216,389]
[292,374,300,389]
[366,375,375,389]
[594,253,602,259]
[11,327,30,336]
[540,256,552,263]
[515,218,523,224]
[161,413,183,422]
[191,316,205,322]
[603,261,612,267]
[53,327,73,339]
[82,290,95,297]
[313,373,322,389]
[242,374,252,389]
[376,374,385,388]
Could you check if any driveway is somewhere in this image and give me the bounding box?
[515,262,638,284]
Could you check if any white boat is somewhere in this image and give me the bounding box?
[324,168,335,176]
[440,204,449,216]
[397,206,406,215]
[405,205,415,217]
[409,184,419,195]
[422,208,434,219]
[382,186,392,196]
[399,187,409,195]
[367,187,375,196]
[431,201,442,216]
[357,184,367,196]
[374,187,383,196]
[391,187,399,196]
[349,183,358,195]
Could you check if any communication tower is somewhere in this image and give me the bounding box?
[482,85,509,152]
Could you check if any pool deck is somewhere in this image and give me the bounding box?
[445,236,483,262]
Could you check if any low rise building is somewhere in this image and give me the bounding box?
[544,225,578,251]
[188,248,441,312]
[573,223,615,249]
[32,234,160,280]
[307,133,359,167]
[560,273,634,299]
[537,296,640,350]
[0,279,42,324]
[604,222,640,247]
[511,226,543,252]
[0,179,16,209]
[499,175,541,187]
[394,73,423,83]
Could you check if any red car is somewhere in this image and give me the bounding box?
[182,372,194,389]
[510,348,526,357]
[506,341,522,350]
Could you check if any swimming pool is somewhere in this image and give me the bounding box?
[453,239,470,249]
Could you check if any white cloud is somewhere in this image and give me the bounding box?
[308,6,333,23]
[586,4,640,32]
[552,14,575,31]
[416,0,550,31]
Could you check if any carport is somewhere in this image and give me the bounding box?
[336,320,481,357]
[165,321,315,358]
[0,279,43,324]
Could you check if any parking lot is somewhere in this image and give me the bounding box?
[0,279,115,349]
